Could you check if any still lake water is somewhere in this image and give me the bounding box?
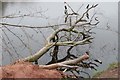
[1,2,118,77]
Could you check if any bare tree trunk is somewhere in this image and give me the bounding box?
[22,43,54,62]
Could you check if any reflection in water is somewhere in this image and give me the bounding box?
[1,2,118,77]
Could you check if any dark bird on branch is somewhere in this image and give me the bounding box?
[64,5,68,15]
[86,4,89,9]
[86,13,89,19]
[65,5,67,9]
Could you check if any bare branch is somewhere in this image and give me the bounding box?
[55,37,93,46]
[1,23,67,29]
[0,11,47,19]
[75,4,98,24]
[39,53,89,69]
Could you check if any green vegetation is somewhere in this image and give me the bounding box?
[108,62,118,70]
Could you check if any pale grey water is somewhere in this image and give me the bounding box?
[1,2,118,77]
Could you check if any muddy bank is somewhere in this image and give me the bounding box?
[0,61,65,79]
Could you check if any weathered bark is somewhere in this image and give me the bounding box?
[39,53,89,69]
[22,43,54,62]
[21,37,92,62]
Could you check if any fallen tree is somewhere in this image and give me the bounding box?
[1,2,102,78]
[19,3,98,63]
